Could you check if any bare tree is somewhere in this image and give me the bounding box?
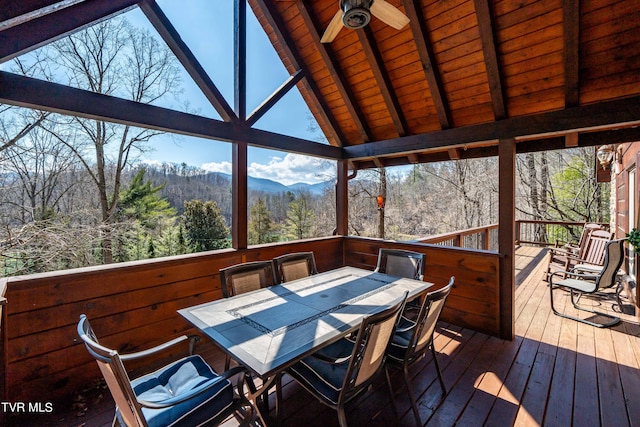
[32,17,182,263]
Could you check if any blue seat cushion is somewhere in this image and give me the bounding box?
[288,344,353,406]
[121,355,234,427]
[387,317,416,362]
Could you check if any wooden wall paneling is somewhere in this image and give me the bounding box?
[3,238,342,402]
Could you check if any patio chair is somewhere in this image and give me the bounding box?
[219,260,278,298]
[285,292,408,427]
[273,251,318,283]
[219,260,278,370]
[385,277,454,427]
[549,239,625,327]
[559,223,603,255]
[375,248,425,280]
[545,229,612,281]
[375,248,425,312]
[77,314,255,427]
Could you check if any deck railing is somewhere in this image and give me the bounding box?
[0,220,597,406]
[411,220,608,251]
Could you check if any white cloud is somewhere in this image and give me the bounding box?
[201,161,232,174]
[201,153,335,186]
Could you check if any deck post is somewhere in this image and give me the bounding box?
[498,138,516,340]
[336,160,348,237]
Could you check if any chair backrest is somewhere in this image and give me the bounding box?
[274,252,318,283]
[575,223,604,256]
[77,314,148,427]
[375,249,425,280]
[405,277,454,361]
[582,229,613,265]
[595,239,625,290]
[219,260,278,298]
[340,293,407,403]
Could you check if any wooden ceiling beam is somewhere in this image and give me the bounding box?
[473,0,506,120]
[565,132,579,147]
[296,2,372,143]
[402,0,452,129]
[563,0,580,107]
[344,95,640,160]
[0,0,139,63]
[246,69,305,127]
[357,27,407,136]
[0,71,343,159]
[252,0,345,146]
[352,127,640,169]
[140,0,238,123]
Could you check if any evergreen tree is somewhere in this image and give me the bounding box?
[249,197,277,244]
[118,168,176,228]
[182,199,230,251]
[285,193,315,240]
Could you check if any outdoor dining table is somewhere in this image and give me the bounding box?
[178,266,434,425]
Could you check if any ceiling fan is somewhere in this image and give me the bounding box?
[321,0,410,43]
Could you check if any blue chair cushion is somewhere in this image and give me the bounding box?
[387,317,415,362]
[120,355,234,427]
[288,341,354,406]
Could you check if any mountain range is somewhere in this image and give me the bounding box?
[213,172,332,195]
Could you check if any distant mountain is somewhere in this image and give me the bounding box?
[213,172,331,195]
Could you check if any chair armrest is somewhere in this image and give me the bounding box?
[312,352,351,364]
[549,270,599,284]
[120,335,198,361]
[395,315,416,333]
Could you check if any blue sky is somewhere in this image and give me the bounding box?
[127,0,336,185]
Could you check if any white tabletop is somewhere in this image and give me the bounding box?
[179,266,433,377]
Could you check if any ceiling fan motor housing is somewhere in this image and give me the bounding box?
[340,0,374,29]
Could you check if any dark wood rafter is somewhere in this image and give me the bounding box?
[564,0,580,108]
[0,0,66,23]
[295,1,372,143]
[0,0,139,63]
[473,0,506,120]
[402,0,452,130]
[0,71,343,159]
[356,26,407,137]
[344,95,640,160]
[350,127,640,170]
[246,69,305,127]
[139,0,238,123]
[234,0,247,122]
[252,0,346,146]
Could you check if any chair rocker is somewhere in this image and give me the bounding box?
[549,239,625,327]
[286,293,408,427]
[77,314,255,427]
[385,277,454,427]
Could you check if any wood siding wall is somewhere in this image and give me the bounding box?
[1,237,343,403]
[344,237,501,337]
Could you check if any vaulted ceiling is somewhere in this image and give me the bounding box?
[1,0,640,170]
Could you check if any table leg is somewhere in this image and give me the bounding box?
[242,373,278,426]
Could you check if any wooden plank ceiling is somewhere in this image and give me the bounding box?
[250,0,640,169]
[1,0,640,170]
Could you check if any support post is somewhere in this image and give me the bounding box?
[232,141,248,249]
[336,160,349,237]
[498,138,516,340]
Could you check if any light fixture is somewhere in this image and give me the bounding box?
[596,145,614,170]
[341,0,372,29]
[376,195,385,210]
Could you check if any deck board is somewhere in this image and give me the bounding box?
[8,246,639,427]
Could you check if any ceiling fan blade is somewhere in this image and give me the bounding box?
[370,0,410,30]
[321,8,344,43]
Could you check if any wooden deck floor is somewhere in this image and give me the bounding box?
[9,246,640,426]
